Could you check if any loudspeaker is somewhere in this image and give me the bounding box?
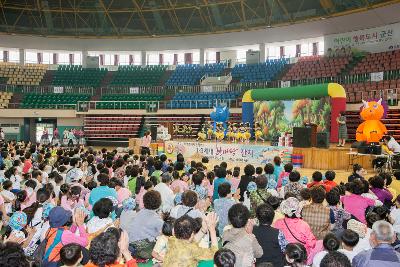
[150,125,158,141]
[351,141,367,148]
[293,127,311,148]
[317,132,330,148]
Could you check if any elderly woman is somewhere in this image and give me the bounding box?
[273,197,323,264]
[249,175,272,217]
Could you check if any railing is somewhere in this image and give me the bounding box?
[7,103,77,109]
[0,84,95,95]
[76,98,241,112]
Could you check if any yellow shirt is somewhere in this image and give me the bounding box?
[389,180,400,200]
[163,237,218,267]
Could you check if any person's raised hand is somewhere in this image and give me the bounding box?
[205,212,218,230]
[74,209,86,226]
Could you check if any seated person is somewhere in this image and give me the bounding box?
[307,171,325,189]
[163,213,218,267]
[253,204,287,266]
[383,135,400,154]
[348,164,366,182]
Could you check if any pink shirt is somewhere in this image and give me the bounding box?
[202,179,213,198]
[61,196,85,212]
[170,180,189,193]
[117,187,131,206]
[141,135,151,148]
[274,217,316,256]
[21,192,37,210]
[230,177,240,192]
[61,225,88,247]
[341,194,375,224]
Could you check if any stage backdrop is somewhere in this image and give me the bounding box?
[253,98,331,140]
[165,141,292,165]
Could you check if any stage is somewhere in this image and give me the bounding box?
[162,140,376,170]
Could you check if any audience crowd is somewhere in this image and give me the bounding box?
[0,141,399,267]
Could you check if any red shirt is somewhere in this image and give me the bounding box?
[307,181,325,189]
[22,159,32,174]
[323,180,337,192]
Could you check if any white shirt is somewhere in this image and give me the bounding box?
[1,190,15,214]
[390,207,400,233]
[387,137,400,153]
[312,251,328,267]
[154,182,175,212]
[338,249,357,262]
[353,228,373,253]
[10,174,22,190]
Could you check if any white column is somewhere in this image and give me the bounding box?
[82,50,88,67]
[199,48,205,66]
[19,48,25,65]
[259,43,266,62]
[141,51,146,66]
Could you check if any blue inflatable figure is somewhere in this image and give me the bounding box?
[210,105,230,136]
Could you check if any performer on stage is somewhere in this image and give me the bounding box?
[336,111,348,147]
[215,122,225,142]
[237,123,245,143]
[40,128,50,145]
[244,122,251,143]
[254,122,265,143]
[197,125,207,141]
[227,122,234,143]
[232,123,238,143]
[63,129,69,145]
[186,125,193,139]
[52,127,60,145]
[206,121,213,140]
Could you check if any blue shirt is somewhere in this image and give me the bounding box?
[214,197,236,234]
[122,208,164,242]
[273,165,283,182]
[352,244,400,267]
[89,185,118,206]
[212,177,230,201]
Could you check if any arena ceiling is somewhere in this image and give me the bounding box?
[0,0,398,38]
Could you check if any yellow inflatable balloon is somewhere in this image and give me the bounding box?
[356,99,387,143]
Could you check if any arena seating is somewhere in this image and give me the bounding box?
[84,115,142,139]
[110,65,166,87]
[350,50,400,75]
[166,63,226,86]
[97,94,164,109]
[20,93,90,109]
[282,56,351,81]
[0,92,13,109]
[231,59,288,83]
[167,91,240,109]
[344,79,400,103]
[0,63,47,86]
[52,65,107,87]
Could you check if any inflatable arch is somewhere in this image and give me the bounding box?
[242,83,346,143]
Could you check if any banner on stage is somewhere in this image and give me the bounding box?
[370,72,384,82]
[165,141,292,164]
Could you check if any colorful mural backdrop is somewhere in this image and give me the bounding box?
[165,141,292,165]
[253,98,331,140]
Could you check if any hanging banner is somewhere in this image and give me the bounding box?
[370,72,384,82]
[165,141,292,165]
[129,87,139,94]
[53,86,64,93]
[324,22,400,53]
